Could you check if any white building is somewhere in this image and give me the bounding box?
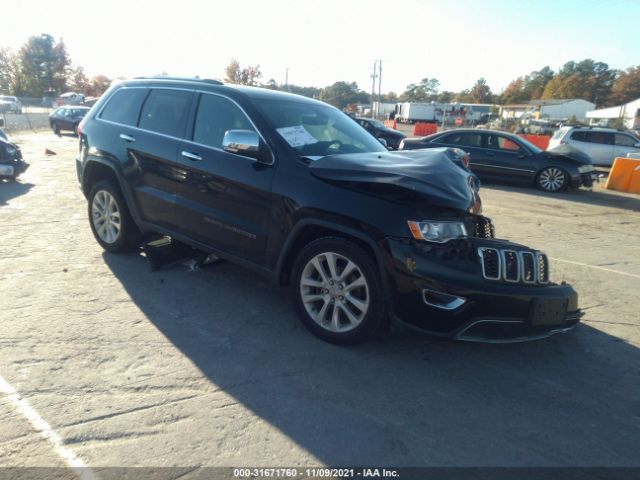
[500,99,596,122]
[586,97,640,129]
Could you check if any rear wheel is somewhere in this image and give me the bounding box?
[88,180,142,253]
[52,122,60,135]
[536,167,568,192]
[291,237,385,345]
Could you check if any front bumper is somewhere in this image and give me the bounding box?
[381,237,582,342]
[0,159,28,178]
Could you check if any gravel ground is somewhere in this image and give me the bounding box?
[0,132,639,472]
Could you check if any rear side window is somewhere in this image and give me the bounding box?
[139,89,193,138]
[587,131,614,145]
[570,131,589,142]
[100,88,147,126]
[486,134,520,151]
[192,94,255,149]
[440,132,482,147]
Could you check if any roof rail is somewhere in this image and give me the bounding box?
[134,76,224,85]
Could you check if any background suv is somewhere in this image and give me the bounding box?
[76,77,581,344]
[354,117,406,149]
[548,126,640,167]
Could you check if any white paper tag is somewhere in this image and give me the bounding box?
[276,125,318,148]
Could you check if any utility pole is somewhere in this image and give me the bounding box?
[285,67,289,92]
[371,60,378,118]
[378,60,382,118]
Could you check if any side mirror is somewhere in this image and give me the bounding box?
[378,137,388,148]
[222,130,271,163]
[518,151,528,159]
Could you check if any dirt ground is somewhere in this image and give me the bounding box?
[1,132,639,473]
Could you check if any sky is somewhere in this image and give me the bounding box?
[1,0,638,95]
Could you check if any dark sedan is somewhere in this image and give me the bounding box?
[355,117,406,150]
[49,106,90,135]
[400,128,598,192]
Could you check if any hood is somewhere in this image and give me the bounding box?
[546,144,592,164]
[309,148,482,213]
[381,127,406,138]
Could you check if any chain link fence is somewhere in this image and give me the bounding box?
[0,97,60,134]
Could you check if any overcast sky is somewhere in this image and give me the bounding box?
[1,0,637,94]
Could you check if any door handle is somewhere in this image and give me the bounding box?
[119,133,136,142]
[486,152,495,157]
[181,151,202,161]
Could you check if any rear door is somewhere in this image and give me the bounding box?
[174,92,275,265]
[481,133,537,184]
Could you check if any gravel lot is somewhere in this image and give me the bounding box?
[1,132,639,472]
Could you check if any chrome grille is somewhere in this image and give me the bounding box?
[479,248,549,284]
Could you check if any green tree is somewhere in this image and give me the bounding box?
[542,59,616,105]
[319,81,368,109]
[609,66,640,105]
[399,78,440,102]
[85,75,111,96]
[68,66,89,93]
[0,48,17,93]
[469,78,492,103]
[224,59,262,86]
[16,34,70,96]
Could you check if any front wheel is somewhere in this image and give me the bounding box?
[536,167,568,192]
[291,237,386,345]
[52,122,60,135]
[88,180,142,253]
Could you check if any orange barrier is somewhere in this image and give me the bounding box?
[413,122,438,136]
[384,119,397,130]
[605,157,640,194]
[517,134,551,150]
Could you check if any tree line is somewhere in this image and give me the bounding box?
[0,34,112,98]
[227,59,640,111]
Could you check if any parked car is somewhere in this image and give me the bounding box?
[400,128,597,192]
[548,126,640,167]
[0,95,23,114]
[49,106,90,135]
[0,135,28,180]
[76,77,581,344]
[354,117,406,149]
[56,92,85,106]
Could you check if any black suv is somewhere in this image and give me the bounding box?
[354,117,406,149]
[76,77,582,344]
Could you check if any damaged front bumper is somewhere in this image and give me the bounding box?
[381,236,582,342]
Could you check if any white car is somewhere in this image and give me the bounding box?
[548,126,640,167]
[0,95,23,114]
[56,92,85,106]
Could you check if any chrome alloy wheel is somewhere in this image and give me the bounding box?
[91,190,121,244]
[300,252,370,333]
[539,167,566,191]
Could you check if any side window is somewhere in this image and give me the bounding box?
[486,134,520,151]
[139,89,193,138]
[193,94,255,149]
[615,134,637,147]
[441,132,481,147]
[570,131,588,142]
[100,88,147,126]
[586,131,614,145]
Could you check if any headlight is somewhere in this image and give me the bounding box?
[5,145,16,159]
[407,220,468,243]
[578,165,595,173]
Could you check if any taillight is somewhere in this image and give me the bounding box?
[77,118,85,135]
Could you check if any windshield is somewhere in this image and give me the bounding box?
[255,99,387,158]
[516,135,543,154]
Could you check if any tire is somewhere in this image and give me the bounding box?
[52,122,60,135]
[73,123,79,136]
[536,167,568,192]
[88,180,142,253]
[291,236,386,345]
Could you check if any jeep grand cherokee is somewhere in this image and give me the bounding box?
[76,77,582,344]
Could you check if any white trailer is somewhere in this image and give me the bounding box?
[395,103,437,123]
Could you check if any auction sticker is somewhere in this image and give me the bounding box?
[276,125,318,147]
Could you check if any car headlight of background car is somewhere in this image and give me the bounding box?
[578,165,595,173]
[407,220,468,243]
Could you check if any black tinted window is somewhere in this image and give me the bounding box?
[440,132,482,147]
[571,131,588,142]
[100,88,147,126]
[587,131,614,145]
[193,94,255,148]
[139,89,192,137]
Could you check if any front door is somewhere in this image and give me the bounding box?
[174,92,275,265]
